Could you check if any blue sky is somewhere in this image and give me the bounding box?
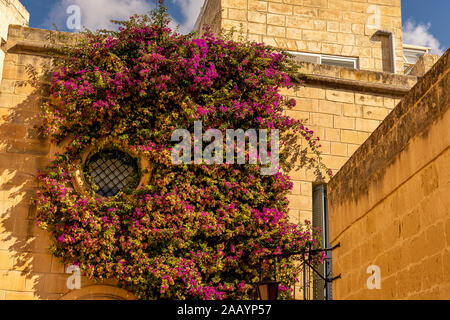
[18,0,449,54]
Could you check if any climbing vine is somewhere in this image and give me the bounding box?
[35,4,331,300]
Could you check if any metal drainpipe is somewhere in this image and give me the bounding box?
[376,30,397,74]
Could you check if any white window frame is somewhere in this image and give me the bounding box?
[288,51,359,69]
[403,44,431,75]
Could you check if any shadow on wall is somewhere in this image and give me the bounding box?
[0,59,130,299]
[0,63,53,299]
[370,32,395,73]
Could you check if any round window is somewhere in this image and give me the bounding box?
[84,149,140,197]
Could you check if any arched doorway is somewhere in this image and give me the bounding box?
[59,285,136,300]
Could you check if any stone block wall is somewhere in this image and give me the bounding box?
[284,59,416,227]
[0,23,422,300]
[197,0,404,73]
[0,0,29,84]
[194,0,222,35]
[0,25,130,300]
[282,59,417,298]
[409,53,441,77]
[327,49,450,299]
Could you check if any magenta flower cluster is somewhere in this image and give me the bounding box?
[36,8,327,300]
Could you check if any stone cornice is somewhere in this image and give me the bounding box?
[297,60,418,98]
[298,73,412,97]
[4,40,65,56]
[4,25,80,57]
[294,59,418,97]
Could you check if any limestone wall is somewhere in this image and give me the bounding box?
[409,53,441,77]
[280,58,417,298]
[194,0,222,35]
[327,49,450,299]
[0,24,421,300]
[284,59,416,227]
[0,0,29,85]
[0,25,128,300]
[197,0,404,73]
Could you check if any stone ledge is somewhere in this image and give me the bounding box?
[3,25,419,100]
[4,40,65,57]
[3,25,80,57]
[299,73,411,97]
[295,59,418,97]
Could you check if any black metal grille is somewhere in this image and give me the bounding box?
[85,150,139,197]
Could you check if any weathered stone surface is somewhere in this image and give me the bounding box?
[409,54,440,77]
[328,49,450,300]
[0,0,29,84]
[0,0,446,300]
[196,0,405,73]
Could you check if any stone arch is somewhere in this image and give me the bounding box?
[59,285,136,300]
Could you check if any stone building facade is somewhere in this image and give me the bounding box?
[195,1,422,247]
[0,0,447,299]
[0,25,133,300]
[195,0,404,73]
[328,49,449,299]
[194,0,448,300]
[0,0,29,84]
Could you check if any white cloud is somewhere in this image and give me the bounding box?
[47,0,154,31]
[402,19,444,55]
[46,0,205,34]
[170,0,204,33]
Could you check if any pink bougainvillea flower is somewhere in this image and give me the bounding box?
[35,4,329,300]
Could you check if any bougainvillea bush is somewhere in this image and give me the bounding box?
[36,5,330,299]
